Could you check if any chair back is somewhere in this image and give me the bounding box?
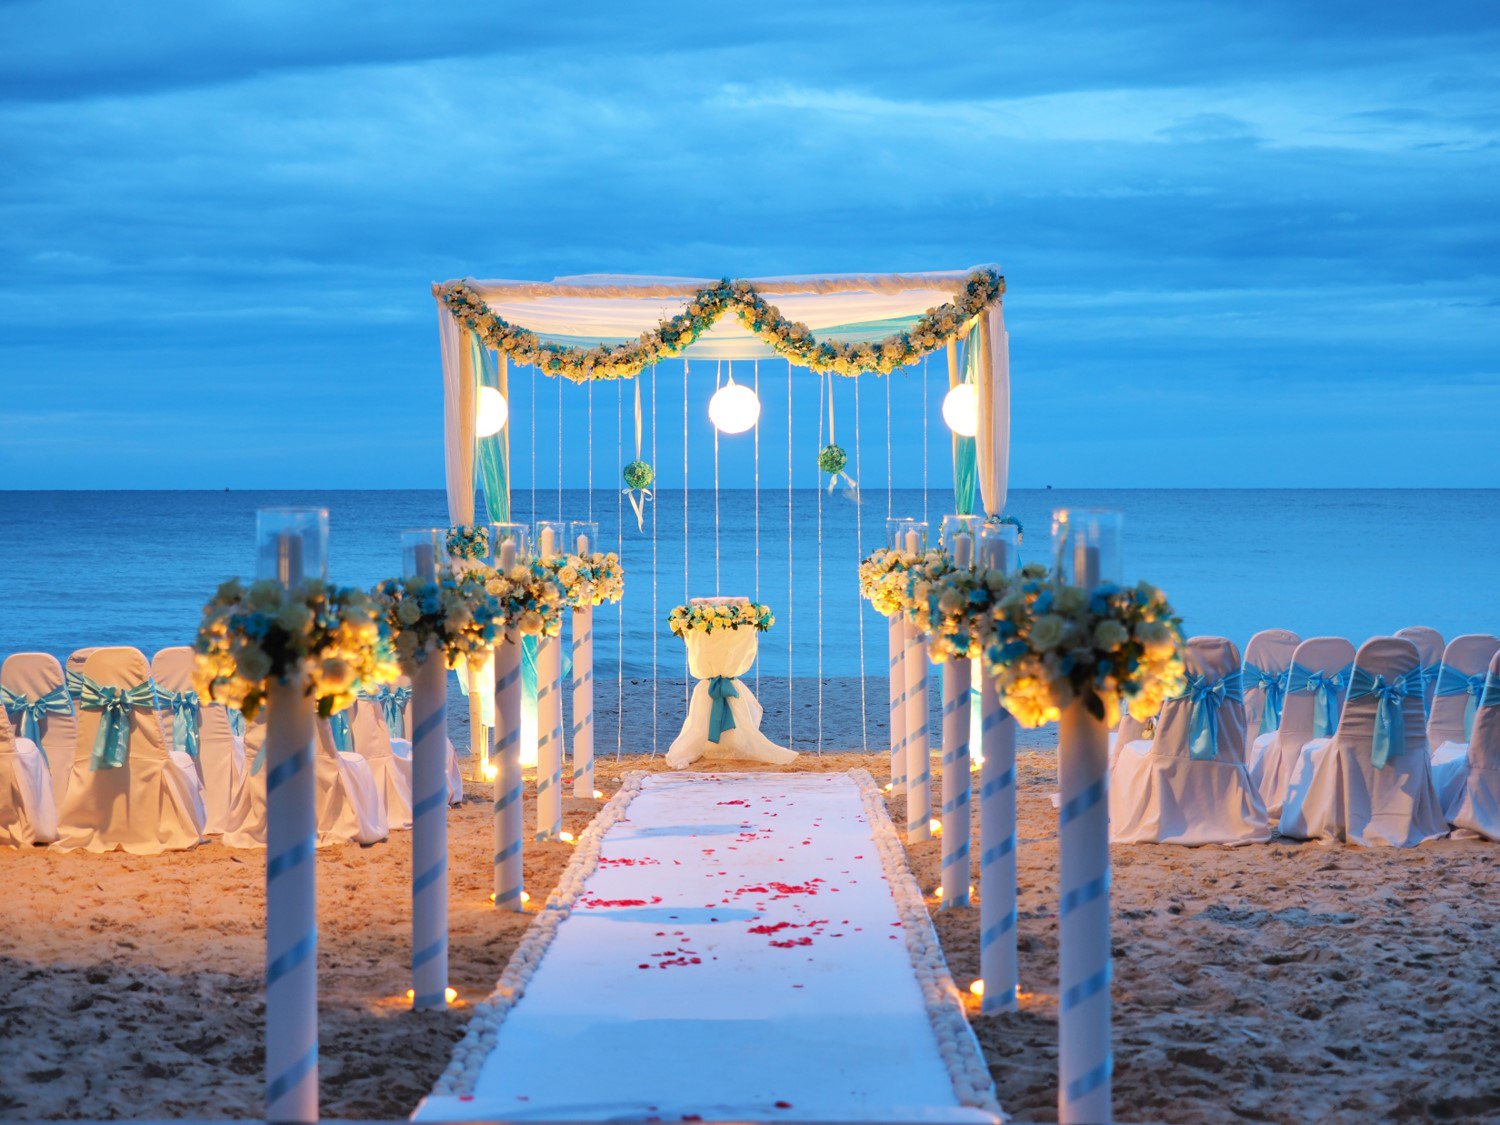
[1152,636,1246,763]
[1,651,78,797]
[1241,629,1300,738]
[1394,626,1444,710]
[1428,634,1500,747]
[1280,636,1356,742]
[72,647,170,771]
[1469,652,1500,772]
[0,704,15,753]
[1335,637,1427,769]
[350,699,397,762]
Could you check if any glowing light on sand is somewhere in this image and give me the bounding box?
[405,987,459,1004]
[969,979,985,998]
[930,818,943,836]
[593,789,605,800]
[559,831,576,844]
[482,762,497,782]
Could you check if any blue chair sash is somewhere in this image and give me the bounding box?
[155,689,202,759]
[1482,672,1500,711]
[706,676,739,744]
[1167,670,1243,760]
[1434,665,1489,741]
[74,674,157,770]
[1285,662,1351,738]
[0,684,73,752]
[1241,663,1287,736]
[359,685,409,736]
[1346,667,1416,769]
[329,710,354,754]
[227,708,246,739]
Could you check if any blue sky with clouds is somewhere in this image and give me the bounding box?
[1,0,1497,490]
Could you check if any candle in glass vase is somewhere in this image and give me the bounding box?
[539,525,556,558]
[953,532,972,568]
[1073,540,1100,590]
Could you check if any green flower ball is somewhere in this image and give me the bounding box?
[818,443,848,475]
[623,460,655,490]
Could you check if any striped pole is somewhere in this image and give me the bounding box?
[409,655,448,1009]
[1057,700,1112,1123]
[979,672,1018,1014]
[888,615,906,795]
[940,654,972,907]
[535,632,563,842]
[264,676,318,1121]
[903,615,931,843]
[493,634,524,911]
[571,603,594,797]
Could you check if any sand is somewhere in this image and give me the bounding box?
[1,680,1497,1123]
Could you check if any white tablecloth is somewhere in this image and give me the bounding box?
[666,626,796,769]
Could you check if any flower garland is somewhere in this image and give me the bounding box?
[192,579,395,721]
[475,560,568,638]
[372,567,507,673]
[857,546,930,618]
[438,269,1004,383]
[447,525,490,561]
[907,557,1034,663]
[542,551,626,608]
[668,601,775,638]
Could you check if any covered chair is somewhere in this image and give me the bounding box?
[1249,636,1355,819]
[349,698,414,830]
[54,647,204,854]
[1440,651,1500,840]
[383,678,464,806]
[1280,637,1447,848]
[1,652,78,804]
[152,646,246,835]
[1395,626,1444,713]
[1426,634,1500,782]
[0,707,58,846]
[1110,636,1270,846]
[1240,628,1300,772]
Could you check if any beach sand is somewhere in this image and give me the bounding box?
[1,680,1497,1123]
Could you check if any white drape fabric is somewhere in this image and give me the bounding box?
[152,646,244,835]
[0,709,57,846]
[1248,636,1356,818]
[54,648,204,854]
[1280,638,1448,847]
[978,305,1010,516]
[1439,651,1500,840]
[351,700,414,830]
[666,627,797,769]
[1,652,77,803]
[1110,636,1270,845]
[438,303,477,525]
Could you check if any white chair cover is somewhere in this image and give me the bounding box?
[666,625,796,769]
[152,646,245,835]
[1108,713,1149,771]
[1395,625,1444,713]
[2,652,78,804]
[54,647,204,854]
[1280,637,1447,847]
[350,699,413,830]
[1110,636,1269,845]
[1249,636,1355,819]
[1426,634,1500,771]
[1241,629,1300,767]
[1441,651,1500,840]
[0,709,59,846]
[378,676,462,805]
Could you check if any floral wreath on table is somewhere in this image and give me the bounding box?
[668,601,775,638]
[540,551,626,609]
[371,566,508,674]
[446,524,491,562]
[192,579,396,721]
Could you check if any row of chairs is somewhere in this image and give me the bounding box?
[1109,628,1499,847]
[0,647,463,852]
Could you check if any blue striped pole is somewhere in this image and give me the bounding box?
[940,655,972,908]
[888,615,906,795]
[535,632,563,842]
[903,615,931,843]
[409,655,448,1009]
[493,636,524,911]
[979,672,1018,1014]
[264,677,318,1122]
[1057,700,1112,1123]
[571,604,594,797]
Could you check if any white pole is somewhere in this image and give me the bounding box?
[1057,700,1112,1123]
[940,532,973,908]
[903,528,930,843]
[571,531,594,797]
[493,541,524,910]
[888,614,906,795]
[409,651,448,1009]
[979,534,1018,1013]
[536,526,563,841]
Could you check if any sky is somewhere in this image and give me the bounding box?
[1,0,1497,490]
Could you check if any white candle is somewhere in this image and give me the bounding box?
[1074,540,1100,590]
[540,525,556,557]
[499,541,516,571]
[953,531,973,568]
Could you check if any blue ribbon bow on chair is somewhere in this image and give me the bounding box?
[1171,670,1243,760]
[706,676,739,744]
[1346,668,1411,769]
[0,684,73,753]
[155,689,202,759]
[1434,665,1489,741]
[360,684,409,735]
[75,675,156,770]
[1241,664,1286,736]
[329,710,354,754]
[227,708,246,739]
[1286,663,1349,738]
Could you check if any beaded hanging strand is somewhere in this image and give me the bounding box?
[556,367,563,521]
[615,377,624,760]
[885,361,893,521]
[786,358,794,752]
[683,358,690,716]
[753,358,760,701]
[922,353,929,527]
[651,362,659,758]
[714,360,722,594]
[855,372,867,752]
[816,372,825,755]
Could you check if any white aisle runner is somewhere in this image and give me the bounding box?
[416,771,1000,1123]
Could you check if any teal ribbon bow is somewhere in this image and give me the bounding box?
[1286,662,1350,738]
[75,674,156,770]
[329,710,354,754]
[1170,670,1243,760]
[155,689,202,759]
[1241,663,1287,736]
[360,685,409,735]
[1346,667,1413,769]
[227,708,246,739]
[706,676,739,744]
[1434,665,1489,740]
[0,684,73,751]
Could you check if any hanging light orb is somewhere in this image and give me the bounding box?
[475,386,509,437]
[708,380,760,434]
[942,383,978,437]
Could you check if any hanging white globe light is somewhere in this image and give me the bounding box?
[475,386,509,437]
[941,383,978,437]
[708,379,761,434]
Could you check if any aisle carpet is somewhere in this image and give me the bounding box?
[415,771,1000,1123]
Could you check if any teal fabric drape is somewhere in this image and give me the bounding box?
[472,334,511,523]
[951,331,978,516]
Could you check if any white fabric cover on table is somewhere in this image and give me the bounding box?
[1111,636,1270,845]
[152,646,244,835]
[1249,636,1356,819]
[0,709,58,846]
[1,652,78,804]
[1439,652,1500,839]
[1280,637,1448,848]
[350,700,414,830]
[1395,625,1444,712]
[1241,629,1301,767]
[54,648,204,854]
[666,626,796,770]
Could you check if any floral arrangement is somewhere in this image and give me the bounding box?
[858,546,930,618]
[478,560,568,638]
[542,551,626,608]
[372,567,507,673]
[623,460,654,490]
[994,514,1023,543]
[668,601,775,638]
[446,524,491,561]
[437,269,1004,382]
[983,575,1186,728]
[818,443,847,474]
[193,579,396,721]
[906,556,1024,662]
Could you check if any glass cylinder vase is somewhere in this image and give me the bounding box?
[1051,508,1123,589]
[256,507,328,589]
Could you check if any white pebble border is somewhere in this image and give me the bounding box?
[851,768,1005,1121]
[425,770,648,1099]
